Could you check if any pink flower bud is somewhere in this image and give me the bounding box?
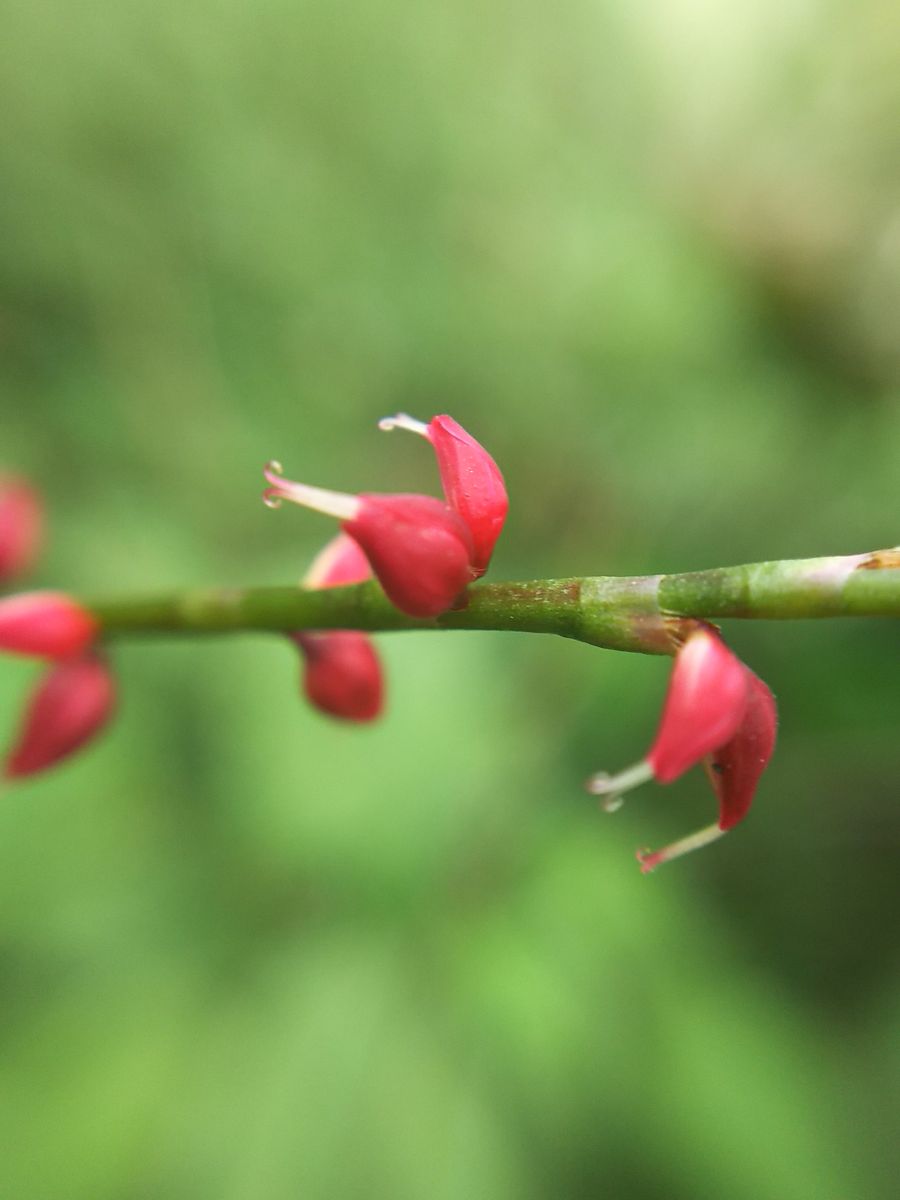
[292,631,383,722]
[4,652,116,779]
[0,476,44,583]
[379,413,508,575]
[263,464,475,618]
[0,591,98,659]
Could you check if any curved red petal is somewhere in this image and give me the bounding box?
[647,627,750,783]
[704,670,778,830]
[427,416,508,576]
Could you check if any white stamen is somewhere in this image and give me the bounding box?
[378,412,430,437]
[585,760,654,811]
[261,462,360,521]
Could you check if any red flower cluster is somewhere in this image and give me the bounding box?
[0,479,114,779]
[587,625,777,871]
[0,422,779,872]
[265,413,508,722]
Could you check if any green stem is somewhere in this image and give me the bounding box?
[87,550,900,656]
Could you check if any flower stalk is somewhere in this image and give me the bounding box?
[86,552,900,649]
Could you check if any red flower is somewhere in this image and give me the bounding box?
[291,533,384,722]
[0,476,44,584]
[379,413,508,575]
[4,652,116,778]
[263,464,475,618]
[0,592,98,659]
[586,626,777,871]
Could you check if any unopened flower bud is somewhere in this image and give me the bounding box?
[263,464,475,618]
[0,476,44,584]
[4,652,116,778]
[378,413,508,575]
[292,631,383,721]
[0,592,98,659]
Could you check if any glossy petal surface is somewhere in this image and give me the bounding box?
[647,627,750,783]
[426,415,508,575]
[344,494,475,618]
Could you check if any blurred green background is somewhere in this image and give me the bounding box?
[1,1,898,1197]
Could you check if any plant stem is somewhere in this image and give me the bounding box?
[87,550,900,656]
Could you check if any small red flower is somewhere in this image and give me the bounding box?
[0,591,98,659]
[263,464,475,618]
[379,413,508,575]
[586,626,777,871]
[290,533,384,722]
[4,651,116,778]
[0,476,44,584]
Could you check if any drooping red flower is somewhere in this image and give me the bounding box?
[586,626,777,871]
[4,652,116,778]
[379,413,508,576]
[263,464,475,618]
[0,591,98,659]
[0,476,44,584]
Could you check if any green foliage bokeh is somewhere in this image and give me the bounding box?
[1,1,898,1197]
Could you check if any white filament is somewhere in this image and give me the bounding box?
[262,461,360,520]
[377,412,429,437]
[585,760,654,811]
